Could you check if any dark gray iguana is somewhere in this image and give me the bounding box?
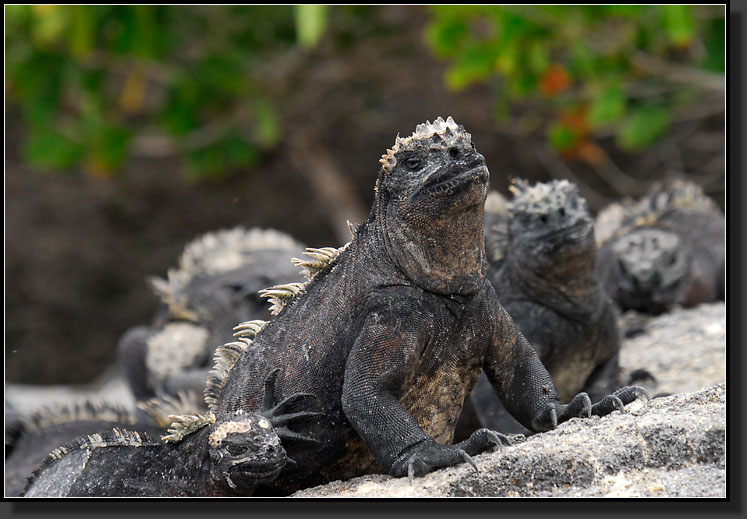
[204,117,647,495]
[20,369,320,497]
[595,180,725,314]
[5,399,163,496]
[456,180,623,437]
[117,227,306,401]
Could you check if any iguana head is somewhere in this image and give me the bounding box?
[372,116,489,295]
[507,179,595,266]
[602,227,690,313]
[207,410,287,493]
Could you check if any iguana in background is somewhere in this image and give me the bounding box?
[206,117,647,495]
[456,180,624,437]
[117,227,306,401]
[595,180,725,314]
[20,370,320,497]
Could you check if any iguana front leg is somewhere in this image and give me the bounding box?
[341,309,510,479]
[485,301,648,431]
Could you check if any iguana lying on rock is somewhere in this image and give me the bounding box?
[117,227,306,401]
[20,370,320,497]
[595,180,725,314]
[5,399,168,496]
[204,117,647,495]
[457,180,624,437]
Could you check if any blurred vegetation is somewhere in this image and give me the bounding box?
[425,5,725,162]
[5,5,725,181]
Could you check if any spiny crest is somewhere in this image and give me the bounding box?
[136,391,205,429]
[46,429,152,462]
[204,340,251,413]
[379,116,471,171]
[258,282,307,315]
[291,246,342,281]
[232,319,268,339]
[595,180,719,247]
[162,411,217,443]
[644,180,720,216]
[508,179,576,215]
[22,400,136,434]
[180,227,304,275]
[149,227,304,316]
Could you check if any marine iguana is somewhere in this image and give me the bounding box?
[456,180,624,437]
[595,180,725,314]
[207,117,648,495]
[117,227,306,401]
[5,400,161,496]
[20,369,320,497]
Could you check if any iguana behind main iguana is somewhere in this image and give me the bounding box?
[457,180,623,437]
[595,180,725,314]
[117,227,306,401]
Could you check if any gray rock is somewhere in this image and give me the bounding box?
[619,302,726,396]
[293,383,725,498]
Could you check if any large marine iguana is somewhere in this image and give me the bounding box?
[456,180,623,437]
[595,180,725,314]
[117,227,306,401]
[209,117,647,494]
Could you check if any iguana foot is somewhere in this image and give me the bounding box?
[590,386,650,416]
[390,428,517,482]
[260,368,323,443]
[533,392,592,431]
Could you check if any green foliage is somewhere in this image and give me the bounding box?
[424,5,725,157]
[5,5,321,180]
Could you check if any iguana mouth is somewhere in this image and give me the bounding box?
[423,165,489,194]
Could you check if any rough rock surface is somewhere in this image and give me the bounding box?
[293,383,725,497]
[618,301,726,396]
[293,301,726,498]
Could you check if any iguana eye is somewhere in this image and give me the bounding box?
[449,147,460,158]
[404,157,422,171]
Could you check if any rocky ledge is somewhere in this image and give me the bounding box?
[294,383,726,497]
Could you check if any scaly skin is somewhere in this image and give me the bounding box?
[457,181,624,438]
[214,118,647,495]
[21,370,320,497]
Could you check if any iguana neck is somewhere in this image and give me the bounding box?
[371,199,487,296]
[506,244,601,319]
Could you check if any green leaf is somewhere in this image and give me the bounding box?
[617,106,671,151]
[424,17,468,57]
[445,43,496,91]
[295,5,328,49]
[69,6,95,58]
[588,82,626,128]
[549,122,578,152]
[661,5,696,46]
[23,125,85,171]
[702,17,725,73]
[526,40,549,75]
[251,99,280,149]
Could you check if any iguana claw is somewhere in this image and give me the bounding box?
[591,385,650,416]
